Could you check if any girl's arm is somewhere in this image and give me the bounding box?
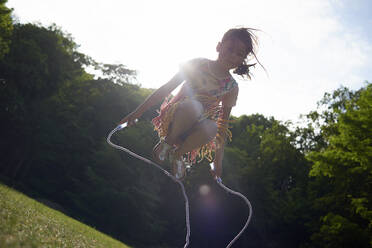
[119,72,185,125]
[212,104,233,179]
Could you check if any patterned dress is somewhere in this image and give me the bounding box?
[152,58,239,164]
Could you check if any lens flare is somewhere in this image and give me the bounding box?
[199,184,211,195]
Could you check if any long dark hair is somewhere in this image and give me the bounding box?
[221,27,264,79]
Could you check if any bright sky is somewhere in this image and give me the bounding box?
[7,0,372,123]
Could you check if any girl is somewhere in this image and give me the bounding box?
[120,28,259,180]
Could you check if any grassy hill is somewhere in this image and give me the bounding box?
[0,183,131,248]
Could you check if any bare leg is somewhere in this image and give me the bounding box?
[174,119,218,158]
[165,99,204,145]
[153,99,203,165]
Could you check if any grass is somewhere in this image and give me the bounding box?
[0,183,131,248]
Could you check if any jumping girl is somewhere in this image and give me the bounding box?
[119,27,259,180]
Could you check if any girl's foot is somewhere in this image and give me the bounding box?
[152,140,172,165]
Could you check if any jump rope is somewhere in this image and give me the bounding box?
[107,122,253,248]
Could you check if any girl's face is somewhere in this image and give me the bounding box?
[217,38,248,70]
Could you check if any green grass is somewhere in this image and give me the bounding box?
[0,183,131,248]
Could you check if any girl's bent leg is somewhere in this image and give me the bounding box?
[174,119,218,158]
[165,99,204,145]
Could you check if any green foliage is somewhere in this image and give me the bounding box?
[0,21,164,247]
[301,83,372,247]
[96,63,137,85]
[0,0,12,60]
[1,23,89,102]
[223,114,311,247]
[310,213,369,248]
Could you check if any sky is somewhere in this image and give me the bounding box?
[7,0,372,123]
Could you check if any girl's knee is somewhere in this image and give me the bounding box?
[178,100,204,119]
[200,119,218,141]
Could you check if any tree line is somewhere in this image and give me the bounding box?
[1,1,371,247]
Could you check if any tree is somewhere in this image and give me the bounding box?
[0,20,173,247]
[0,23,92,182]
[0,0,12,60]
[303,83,372,247]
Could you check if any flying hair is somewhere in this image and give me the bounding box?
[221,27,265,79]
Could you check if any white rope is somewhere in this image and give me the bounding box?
[216,179,253,248]
[107,123,253,248]
[107,123,190,248]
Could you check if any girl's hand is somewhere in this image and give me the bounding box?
[210,161,222,180]
[119,111,142,127]
[211,144,224,180]
[210,169,220,180]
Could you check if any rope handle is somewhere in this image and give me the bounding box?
[209,162,222,183]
